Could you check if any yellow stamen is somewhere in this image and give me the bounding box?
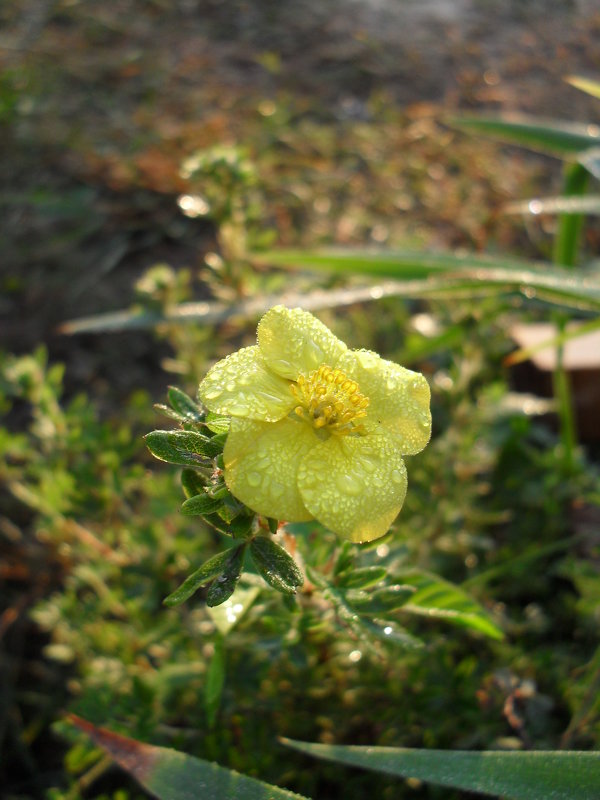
[290,365,369,435]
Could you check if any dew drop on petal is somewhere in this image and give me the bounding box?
[390,469,404,484]
[204,387,223,399]
[335,473,362,496]
[247,471,261,487]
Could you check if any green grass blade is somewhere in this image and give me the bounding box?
[69,716,310,800]
[448,113,600,157]
[282,739,600,800]
[553,162,590,267]
[259,249,600,312]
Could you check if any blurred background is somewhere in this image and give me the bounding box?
[2,1,600,798]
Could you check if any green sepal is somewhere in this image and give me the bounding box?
[181,493,224,516]
[267,517,279,534]
[206,545,246,607]
[250,536,304,595]
[145,430,221,466]
[337,566,387,590]
[164,549,236,607]
[206,412,230,434]
[167,386,204,422]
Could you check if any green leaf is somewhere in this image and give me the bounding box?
[312,570,423,650]
[206,545,246,607]
[337,566,387,589]
[228,513,255,539]
[181,468,207,499]
[448,113,600,157]
[181,492,224,516]
[163,549,236,607]
[145,430,221,466]
[205,637,226,728]
[167,386,204,422]
[395,569,503,640]
[282,739,600,800]
[250,536,304,595]
[207,585,260,635]
[68,716,310,800]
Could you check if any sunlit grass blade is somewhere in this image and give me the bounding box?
[566,75,600,100]
[259,249,600,312]
[69,715,310,800]
[447,113,600,157]
[281,739,600,800]
[505,195,600,216]
[394,569,503,640]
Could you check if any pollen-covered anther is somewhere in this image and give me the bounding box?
[290,364,369,434]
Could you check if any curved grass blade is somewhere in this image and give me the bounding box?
[282,739,600,800]
[259,249,600,312]
[68,716,310,800]
[448,113,600,157]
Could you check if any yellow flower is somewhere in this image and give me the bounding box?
[198,306,431,542]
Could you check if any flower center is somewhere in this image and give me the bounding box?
[290,364,369,435]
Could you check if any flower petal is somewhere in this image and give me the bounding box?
[338,349,431,455]
[224,417,316,522]
[198,346,295,422]
[257,305,347,379]
[297,433,408,543]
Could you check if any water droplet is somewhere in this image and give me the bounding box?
[247,471,261,487]
[225,381,236,391]
[383,625,393,635]
[204,387,222,399]
[336,473,362,496]
[390,469,404,485]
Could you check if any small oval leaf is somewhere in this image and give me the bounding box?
[167,386,203,422]
[250,536,303,595]
[181,493,223,516]
[145,430,220,466]
[206,545,246,607]
[164,549,235,607]
[181,468,207,499]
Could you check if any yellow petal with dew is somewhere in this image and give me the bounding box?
[198,346,295,422]
[257,305,347,380]
[224,417,316,522]
[338,349,431,455]
[297,433,407,543]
